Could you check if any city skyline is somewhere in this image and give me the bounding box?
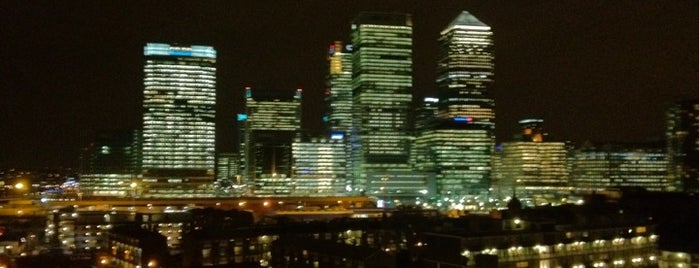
[2,1,698,169]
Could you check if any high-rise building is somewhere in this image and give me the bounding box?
[415,11,495,197]
[325,41,354,195]
[142,43,216,172]
[350,12,427,198]
[141,43,217,197]
[570,142,671,192]
[244,87,301,196]
[326,41,354,135]
[667,100,699,192]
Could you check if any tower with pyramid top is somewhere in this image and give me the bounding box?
[414,11,495,197]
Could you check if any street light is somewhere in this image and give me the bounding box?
[14,183,25,190]
[130,182,138,212]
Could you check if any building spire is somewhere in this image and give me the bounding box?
[445,11,489,29]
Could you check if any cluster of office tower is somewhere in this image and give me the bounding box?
[78,11,699,204]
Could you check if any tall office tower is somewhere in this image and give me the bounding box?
[326,41,354,195]
[667,100,699,192]
[571,142,670,192]
[244,87,301,196]
[493,141,569,200]
[79,129,141,196]
[415,11,495,197]
[291,134,348,196]
[326,41,354,134]
[350,12,427,198]
[141,43,217,197]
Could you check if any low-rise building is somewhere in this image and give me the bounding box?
[105,225,168,268]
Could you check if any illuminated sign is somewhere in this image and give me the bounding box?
[237,114,247,121]
[453,117,472,122]
[144,43,216,58]
[635,226,646,233]
[519,118,544,124]
[330,132,344,140]
[169,50,192,57]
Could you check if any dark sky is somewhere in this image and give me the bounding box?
[1,1,698,169]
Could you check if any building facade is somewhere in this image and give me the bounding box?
[79,129,141,196]
[243,88,302,196]
[326,41,354,135]
[350,12,427,198]
[424,224,658,268]
[666,100,699,192]
[493,141,570,199]
[291,135,348,196]
[214,152,242,195]
[142,43,216,173]
[140,43,217,197]
[570,142,671,192]
[415,11,495,197]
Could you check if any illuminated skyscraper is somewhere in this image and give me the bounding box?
[142,43,216,173]
[326,41,354,134]
[415,11,495,196]
[350,12,427,197]
[244,87,301,196]
[325,41,354,194]
[667,100,699,192]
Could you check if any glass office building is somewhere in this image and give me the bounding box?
[141,43,216,197]
[325,41,354,194]
[79,129,141,196]
[666,100,699,192]
[244,88,301,196]
[350,12,427,198]
[326,41,354,135]
[570,142,671,192]
[415,11,495,196]
[142,43,216,173]
[493,141,570,198]
[291,135,348,196]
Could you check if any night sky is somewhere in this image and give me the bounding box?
[1,1,698,169]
